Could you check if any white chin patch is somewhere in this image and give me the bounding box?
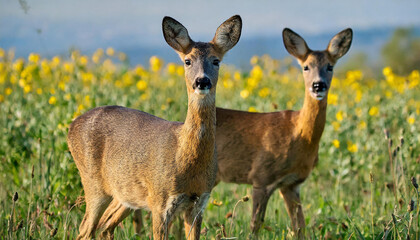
[311,91,326,100]
[194,89,210,95]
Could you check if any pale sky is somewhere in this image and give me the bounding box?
[1,0,419,62]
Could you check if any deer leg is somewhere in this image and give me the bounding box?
[280,185,305,239]
[76,193,112,240]
[250,187,271,235]
[132,209,143,235]
[97,199,132,239]
[152,194,189,240]
[184,193,209,240]
[184,210,203,240]
[151,209,168,240]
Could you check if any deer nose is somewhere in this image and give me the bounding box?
[193,77,212,90]
[312,82,327,93]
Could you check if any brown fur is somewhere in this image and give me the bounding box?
[215,28,352,238]
[68,15,241,240]
[121,28,351,239]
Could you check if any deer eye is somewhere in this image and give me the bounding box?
[213,59,220,66]
[184,59,191,66]
[327,64,333,72]
[303,66,309,71]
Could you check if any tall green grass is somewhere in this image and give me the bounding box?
[0,51,419,239]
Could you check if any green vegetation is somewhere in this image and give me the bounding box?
[0,48,419,239]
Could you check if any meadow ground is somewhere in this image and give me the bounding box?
[0,49,419,239]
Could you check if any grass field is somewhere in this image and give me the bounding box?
[0,48,419,239]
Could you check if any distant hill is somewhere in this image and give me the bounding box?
[1,26,419,69]
[120,26,420,69]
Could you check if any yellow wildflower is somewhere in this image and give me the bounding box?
[286,100,294,109]
[84,95,91,107]
[64,93,71,101]
[248,106,257,112]
[106,47,115,56]
[136,80,148,91]
[18,78,26,88]
[149,56,162,72]
[0,48,4,58]
[408,70,419,89]
[79,56,88,66]
[223,79,233,89]
[176,66,184,77]
[382,66,392,77]
[114,80,123,88]
[258,87,270,98]
[250,65,263,80]
[250,55,259,65]
[49,96,57,105]
[347,141,358,153]
[240,89,250,99]
[5,87,12,95]
[234,71,241,81]
[167,63,176,75]
[368,106,379,116]
[36,88,43,95]
[134,65,145,76]
[336,110,344,122]
[328,93,338,105]
[28,53,40,64]
[385,90,393,99]
[10,75,17,84]
[212,199,223,206]
[13,58,24,72]
[407,116,415,125]
[122,73,133,87]
[63,62,74,73]
[51,56,60,68]
[332,139,340,148]
[332,121,340,131]
[81,72,94,83]
[358,120,367,130]
[58,81,66,91]
[355,90,362,103]
[23,84,31,93]
[247,77,259,88]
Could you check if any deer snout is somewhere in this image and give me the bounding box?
[312,82,327,93]
[193,77,212,95]
[310,81,328,100]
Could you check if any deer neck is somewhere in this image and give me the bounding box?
[177,94,216,165]
[296,89,328,144]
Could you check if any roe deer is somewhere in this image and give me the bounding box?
[113,28,352,238]
[67,15,242,240]
[215,28,352,237]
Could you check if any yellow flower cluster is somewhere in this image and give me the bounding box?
[0,48,418,138]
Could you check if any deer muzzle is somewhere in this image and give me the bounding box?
[310,81,328,100]
[193,77,212,95]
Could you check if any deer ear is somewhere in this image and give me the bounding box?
[282,28,310,61]
[162,16,194,54]
[327,28,353,60]
[212,15,242,55]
